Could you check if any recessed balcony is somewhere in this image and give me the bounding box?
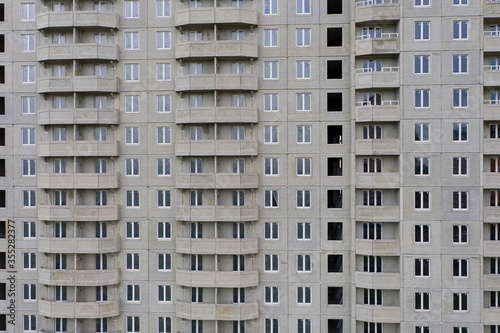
[39,268,119,286]
[176,302,258,321]
[355,172,400,188]
[355,205,400,222]
[355,239,400,256]
[485,139,500,155]
[38,173,119,189]
[355,101,400,122]
[355,139,400,155]
[175,140,258,156]
[484,241,500,257]
[355,67,399,89]
[355,0,400,23]
[484,207,500,222]
[38,141,119,157]
[37,11,118,29]
[485,0,500,17]
[356,304,401,323]
[176,237,258,255]
[484,102,500,121]
[176,40,257,59]
[484,32,500,52]
[38,76,118,93]
[355,272,400,289]
[484,308,500,325]
[175,74,258,92]
[175,107,258,124]
[485,274,500,290]
[38,108,119,125]
[484,66,500,86]
[175,173,258,189]
[38,300,119,319]
[38,237,120,254]
[37,44,119,62]
[176,270,258,288]
[174,7,258,26]
[38,205,119,221]
[176,205,258,222]
[355,34,399,55]
[484,173,500,189]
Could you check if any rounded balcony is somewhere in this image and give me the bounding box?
[37,44,119,62]
[37,11,118,30]
[176,237,258,255]
[38,173,119,189]
[38,237,120,254]
[175,205,258,222]
[175,139,258,156]
[174,7,257,26]
[38,205,119,221]
[39,268,119,286]
[175,270,258,288]
[175,107,258,124]
[175,173,258,189]
[38,300,119,319]
[38,140,119,157]
[176,302,258,321]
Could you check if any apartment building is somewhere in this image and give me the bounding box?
[0,0,499,332]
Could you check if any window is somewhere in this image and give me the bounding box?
[264,190,279,208]
[54,190,67,206]
[264,254,278,272]
[327,190,343,208]
[157,126,171,144]
[415,123,430,142]
[125,63,139,81]
[453,191,468,210]
[21,34,35,52]
[296,93,311,112]
[126,190,140,207]
[23,221,36,239]
[53,128,66,141]
[232,94,245,107]
[453,293,468,311]
[492,125,500,139]
[296,28,311,47]
[263,29,278,47]
[297,254,311,272]
[157,190,171,208]
[453,55,468,74]
[298,319,311,333]
[126,284,140,302]
[22,190,36,207]
[265,222,279,240]
[453,89,468,108]
[414,157,429,176]
[327,60,342,79]
[20,3,35,21]
[126,158,139,176]
[21,65,35,83]
[55,318,67,333]
[126,253,140,270]
[415,21,430,40]
[415,258,430,277]
[125,127,139,144]
[491,291,500,308]
[190,190,202,206]
[264,93,279,112]
[296,60,311,79]
[492,190,500,207]
[23,252,36,270]
[125,0,139,18]
[328,254,343,273]
[415,224,430,243]
[327,125,343,144]
[363,190,382,206]
[362,125,382,139]
[297,222,311,240]
[158,285,172,302]
[23,283,36,301]
[264,286,279,304]
[125,95,139,113]
[264,125,278,144]
[233,190,245,206]
[126,221,139,239]
[157,63,171,81]
[157,158,171,176]
[22,159,35,176]
[415,326,430,333]
[264,61,278,79]
[415,292,430,310]
[158,317,171,333]
[362,27,382,39]
[126,316,140,333]
[156,31,171,50]
[327,27,342,47]
[414,55,430,74]
[231,126,245,140]
[363,288,381,305]
[156,0,170,17]
[453,259,468,277]
[264,0,278,15]
[155,95,171,113]
[453,225,468,244]
[363,223,381,240]
[296,157,311,176]
[21,96,36,114]
[23,314,36,332]
[190,126,202,140]
[296,0,311,14]
[297,286,311,304]
[414,191,430,210]
[415,89,430,108]
[453,21,468,40]
[296,125,311,144]
[453,123,468,142]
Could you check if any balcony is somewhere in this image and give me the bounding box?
[38,77,118,93]
[485,139,500,154]
[174,7,258,26]
[485,207,500,222]
[176,237,258,255]
[355,68,399,89]
[355,205,400,222]
[355,101,400,122]
[175,107,258,124]
[175,74,258,92]
[484,101,500,120]
[38,141,119,157]
[175,173,258,189]
[484,67,500,86]
[485,274,500,290]
[38,108,119,125]
[484,173,500,188]
[485,308,500,325]
[355,0,400,23]
[175,140,258,156]
[38,205,119,221]
[356,305,401,323]
[38,173,119,189]
[39,268,119,286]
[355,172,400,188]
[38,237,120,254]
[37,44,119,61]
[485,241,500,257]
[176,205,258,222]
[355,34,399,55]
[176,270,258,288]
[485,0,500,17]
[484,32,500,52]
[175,40,258,59]
[355,272,400,289]
[38,300,119,319]
[355,139,400,155]
[37,11,118,29]
[176,302,258,321]
[355,239,400,256]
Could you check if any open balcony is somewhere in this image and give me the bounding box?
[37,44,119,62]
[176,270,258,288]
[484,66,500,86]
[355,139,400,155]
[355,172,400,188]
[38,237,120,254]
[356,304,401,323]
[39,268,119,286]
[355,0,400,23]
[38,141,119,157]
[355,68,400,89]
[484,207,500,222]
[38,76,118,93]
[176,237,258,255]
[484,101,500,121]
[485,274,500,290]
[38,173,119,189]
[176,205,258,222]
[355,101,400,122]
[37,11,118,29]
[176,302,258,321]
[175,140,258,156]
[174,7,257,26]
[355,272,400,289]
[355,34,399,55]
[484,241,500,257]
[176,40,257,59]
[38,108,119,125]
[484,31,500,52]
[484,173,500,189]
[484,308,500,325]
[38,300,119,319]
[175,107,258,124]
[38,205,119,221]
[175,173,258,189]
[355,239,400,256]
[175,74,258,92]
[355,205,400,222]
[485,0,500,18]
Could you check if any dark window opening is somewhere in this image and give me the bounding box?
[327,190,342,208]
[0,128,5,146]
[327,254,343,273]
[327,28,342,47]
[0,283,5,300]
[0,96,5,115]
[0,159,4,177]
[327,157,343,176]
[328,319,343,333]
[327,222,343,241]
[0,66,5,84]
[0,4,4,22]
[327,0,342,14]
[0,252,5,269]
[0,190,5,208]
[327,287,343,305]
[327,60,342,79]
[327,125,342,144]
[327,92,342,112]
[0,35,4,53]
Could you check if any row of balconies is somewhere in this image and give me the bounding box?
[38,173,119,189]
[38,108,119,125]
[38,76,118,93]
[38,141,119,157]
[176,302,258,321]
[38,237,119,254]
[176,237,258,255]
[39,268,119,286]
[38,44,119,62]
[38,300,119,319]
[38,205,118,221]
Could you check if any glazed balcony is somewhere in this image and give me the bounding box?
[355,172,400,188]
[355,139,400,155]
[484,173,500,188]
[355,33,399,55]
[175,173,258,189]
[356,304,401,323]
[38,108,119,125]
[38,76,118,93]
[175,7,258,26]
[355,0,400,23]
[176,302,258,321]
[38,173,119,189]
[355,205,400,222]
[355,239,400,256]
[38,141,119,157]
[37,44,119,62]
[484,31,500,52]
[176,205,258,222]
[355,67,400,89]
[484,241,500,257]
[485,0,500,17]
[355,101,400,122]
[38,237,120,254]
[38,300,119,319]
[355,272,400,289]
[175,140,258,156]
[39,268,119,286]
[176,270,258,288]
[175,107,258,124]
[175,74,258,91]
[176,40,258,59]
[176,237,258,255]
[37,11,118,29]
[38,205,119,221]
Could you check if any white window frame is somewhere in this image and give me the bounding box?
[125,31,139,50]
[156,0,171,17]
[263,29,278,47]
[157,190,171,208]
[414,55,430,74]
[126,221,140,239]
[124,0,139,18]
[296,157,311,176]
[21,34,35,52]
[415,21,430,41]
[157,221,171,240]
[21,96,36,114]
[264,61,279,80]
[453,21,469,40]
[156,63,171,81]
[296,60,311,79]
[156,31,171,49]
[125,158,140,176]
[264,0,278,15]
[265,222,279,240]
[296,28,311,47]
[414,89,430,108]
[157,158,171,176]
[264,190,279,208]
